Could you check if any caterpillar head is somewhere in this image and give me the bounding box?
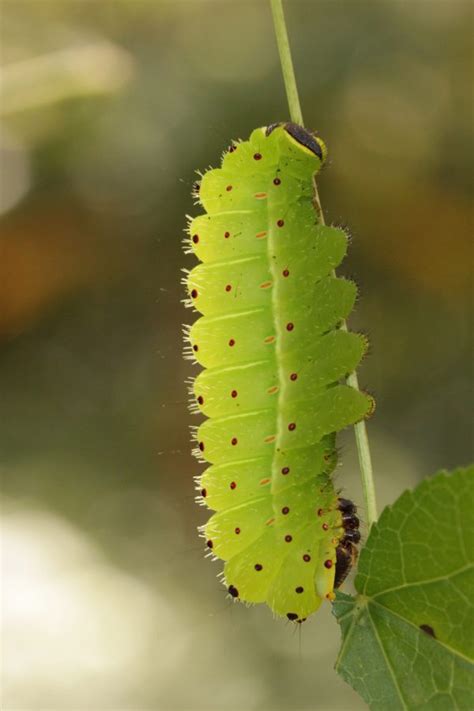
[266,122,327,165]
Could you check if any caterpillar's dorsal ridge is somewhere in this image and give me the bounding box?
[185,124,373,621]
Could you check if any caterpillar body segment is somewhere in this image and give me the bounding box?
[186,124,372,621]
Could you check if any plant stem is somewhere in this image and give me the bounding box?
[270,0,378,525]
[270,0,303,125]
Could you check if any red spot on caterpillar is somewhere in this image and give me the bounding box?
[303,554,311,562]
[225,284,232,292]
[231,390,238,398]
[254,192,267,199]
[324,559,333,569]
[191,289,198,299]
[281,466,290,475]
[226,185,233,191]
[290,372,298,381]
[285,535,293,543]
[259,478,271,486]
[286,322,294,331]
[228,585,239,598]
[264,335,276,344]
[201,488,207,497]
[235,527,241,534]
[231,438,238,446]
[282,268,290,277]
[230,481,236,489]
[288,422,296,431]
[282,507,290,515]
[266,518,275,526]
[277,219,285,227]
[206,540,213,548]
[192,234,199,243]
[267,385,279,395]
[224,231,230,238]
[259,281,272,289]
[198,441,204,451]
[254,563,263,571]
[256,231,267,239]
[253,153,262,160]
[295,586,304,594]
[197,395,204,405]
[264,435,276,444]
[322,523,329,531]
[273,178,281,186]
[228,339,235,347]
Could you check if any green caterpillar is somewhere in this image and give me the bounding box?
[184,123,373,622]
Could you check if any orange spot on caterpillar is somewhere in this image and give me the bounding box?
[265,518,275,526]
[225,284,232,292]
[255,231,267,239]
[230,481,237,489]
[264,435,276,444]
[254,192,267,199]
[267,385,279,395]
[259,281,272,289]
[326,591,336,601]
[231,390,238,398]
[264,335,276,344]
[259,478,271,486]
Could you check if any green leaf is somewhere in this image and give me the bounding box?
[334,465,474,710]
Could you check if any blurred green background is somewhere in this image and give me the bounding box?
[1,1,472,709]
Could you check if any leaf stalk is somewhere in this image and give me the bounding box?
[270,0,378,525]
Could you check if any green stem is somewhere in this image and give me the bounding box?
[270,0,378,525]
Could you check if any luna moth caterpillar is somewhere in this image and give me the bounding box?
[184,123,373,622]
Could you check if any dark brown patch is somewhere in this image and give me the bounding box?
[286,612,298,621]
[254,563,263,571]
[420,624,436,638]
[228,585,239,598]
[283,122,324,161]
